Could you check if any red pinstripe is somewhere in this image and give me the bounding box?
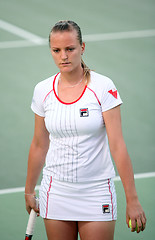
[108,179,114,220]
[43,73,60,102]
[87,86,101,105]
[43,89,54,102]
[45,176,52,218]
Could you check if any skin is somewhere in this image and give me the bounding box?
[25,114,49,214]
[50,30,85,83]
[103,106,146,233]
[25,29,146,240]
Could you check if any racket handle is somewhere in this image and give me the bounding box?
[25,198,39,239]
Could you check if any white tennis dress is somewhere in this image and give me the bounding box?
[31,71,122,221]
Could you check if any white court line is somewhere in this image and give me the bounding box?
[0,19,45,44]
[0,39,47,49]
[114,172,155,181]
[83,29,155,42]
[0,172,155,195]
[0,185,40,195]
[0,26,155,49]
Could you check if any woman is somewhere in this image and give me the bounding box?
[25,20,146,240]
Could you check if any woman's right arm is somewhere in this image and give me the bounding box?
[25,114,49,214]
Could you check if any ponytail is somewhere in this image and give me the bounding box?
[81,59,91,84]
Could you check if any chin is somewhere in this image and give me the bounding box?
[60,67,74,73]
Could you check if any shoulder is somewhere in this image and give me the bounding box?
[33,73,59,98]
[34,74,55,92]
[32,73,59,104]
[89,71,122,111]
[88,71,115,96]
[90,71,113,88]
[31,73,58,117]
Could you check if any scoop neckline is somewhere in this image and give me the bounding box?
[53,73,87,105]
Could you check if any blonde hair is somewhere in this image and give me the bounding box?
[81,59,91,84]
[49,20,91,84]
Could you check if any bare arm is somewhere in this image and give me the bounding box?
[25,114,49,214]
[103,106,146,233]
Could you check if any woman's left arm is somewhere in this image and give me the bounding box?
[103,106,146,233]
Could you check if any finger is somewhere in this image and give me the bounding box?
[131,219,137,229]
[130,219,137,232]
[33,198,40,215]
[26,205,32,215]
[141,214,147,231]
[33,206,40,214]
[25,196,37,214]
[137,212,147,233]
[136,218,142,233]
[126,216,130,227]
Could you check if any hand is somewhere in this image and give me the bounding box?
[25,191,40,216]
[126,198,146,233]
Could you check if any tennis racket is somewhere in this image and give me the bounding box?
[25,198,39,240]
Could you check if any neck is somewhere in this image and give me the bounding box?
[60,66,84,84]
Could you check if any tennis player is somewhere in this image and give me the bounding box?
[25,20,146,240]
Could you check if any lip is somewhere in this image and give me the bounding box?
[60,62,71,66]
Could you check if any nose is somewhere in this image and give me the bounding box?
[61,50,68,60]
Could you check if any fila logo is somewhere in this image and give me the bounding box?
[80,108,89,117]
[102,204,110,214]
[108,89,118,99]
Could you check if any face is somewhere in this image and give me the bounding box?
[50,30,85,73]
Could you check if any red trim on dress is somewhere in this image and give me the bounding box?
[43,73,60,102]
[43,89,53,102]
[53,73,87,105]
[45,176,52,218]
[87,86,101,105]
[108,179,114,220]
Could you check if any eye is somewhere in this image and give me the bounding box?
[53,49,59,53]
[67,48,75,52]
